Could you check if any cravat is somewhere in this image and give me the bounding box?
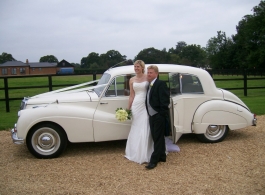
[147,83,157,116]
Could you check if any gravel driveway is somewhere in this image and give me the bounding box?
[1,115,264,195]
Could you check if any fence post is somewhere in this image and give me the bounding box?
[48,75,52,91]
[207,69,213,77]
[93,72,96,80]
[243,69,247,96]
[4,77,10,112]
[93,72,97,86]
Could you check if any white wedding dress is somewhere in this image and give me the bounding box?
[125,81,154,164]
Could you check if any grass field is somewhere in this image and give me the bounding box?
[0,74,264,130]
[213,75,265,117]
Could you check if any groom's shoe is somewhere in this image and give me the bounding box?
[159,158,166,162]
[145,163,157,169]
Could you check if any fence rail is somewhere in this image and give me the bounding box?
[207,69,265,97]
[1,70,265,112]
[0,73,99,112]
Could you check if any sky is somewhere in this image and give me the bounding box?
[0,0,261,64]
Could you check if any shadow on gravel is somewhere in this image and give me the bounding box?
[61,130,250,158]
[13,130,252,159]
[63,134,200,158]
[62,139,127,157]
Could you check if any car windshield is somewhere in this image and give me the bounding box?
[94,73,111,96]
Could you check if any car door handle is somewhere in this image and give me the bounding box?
[100,102,108,105]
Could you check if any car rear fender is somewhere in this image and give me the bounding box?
[192,100,254,134]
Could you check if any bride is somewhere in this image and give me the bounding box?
[125,60,153,164]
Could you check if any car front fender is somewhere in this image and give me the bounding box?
[17,103,97,142]
[193,100,254,134]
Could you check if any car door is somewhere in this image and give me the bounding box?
[168,73,209,143]
[93,74,133,142]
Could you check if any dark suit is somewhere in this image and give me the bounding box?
[146,79,170,165]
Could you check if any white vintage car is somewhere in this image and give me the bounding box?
[11,64,257,158]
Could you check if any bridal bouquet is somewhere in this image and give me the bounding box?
[115,108,132,122]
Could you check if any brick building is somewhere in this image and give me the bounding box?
[0,59,74,76]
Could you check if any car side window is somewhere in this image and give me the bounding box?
[169,73,181,96]
[105,75,132,97]
[181,74,204,94]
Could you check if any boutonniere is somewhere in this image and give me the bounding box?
[150,84,153,87]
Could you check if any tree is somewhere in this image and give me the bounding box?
[232,0,265,69]
[126,59,134,65]
[80,57,88,68]
[206,31,234,69]
[102,50,125,68]
[71,63,80,67]
[134,47,170,64]
[168,53,181,64]
[89,62,100,69]
[39,55,58,63]
[0,52,16,64]
[86,52,101,67]
[175,41,187,55]
[80,52,101,68]
[179,44,207,67]
[205,1,265,69]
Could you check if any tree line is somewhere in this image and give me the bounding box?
[1,1,264,70]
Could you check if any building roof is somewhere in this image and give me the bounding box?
[0,61,58,68]
[0,61,27,67]
[29,62,57,68]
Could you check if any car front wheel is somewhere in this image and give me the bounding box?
[196,125,228,143]
[26,123,67,158]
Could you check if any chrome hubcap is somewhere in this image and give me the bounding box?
[38,133,55,149]
[205,125,226,140]
[32,127,61,154]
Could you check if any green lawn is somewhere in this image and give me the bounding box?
[0,75,99,130]
[0,74,264,130]
[213,75,265,115]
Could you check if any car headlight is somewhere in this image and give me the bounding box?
[20,97,28,110]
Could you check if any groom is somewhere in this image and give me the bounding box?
[145,65,170,169]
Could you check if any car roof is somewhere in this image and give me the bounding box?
[105,64,212,82]
[105,64,206,75]
[104,64,217,95]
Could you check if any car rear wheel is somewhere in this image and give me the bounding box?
[196,125,228,143]
[26,123,67,158]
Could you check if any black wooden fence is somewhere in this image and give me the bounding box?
[1,69,265,112]
[0,73,99,112]
[207,69,265,97]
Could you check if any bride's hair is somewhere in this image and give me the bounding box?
[134,60,145,73]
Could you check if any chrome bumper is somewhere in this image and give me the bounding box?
[253,117,257,126]
[11,128,24,144]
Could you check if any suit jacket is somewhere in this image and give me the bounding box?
[146,79,170,117]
